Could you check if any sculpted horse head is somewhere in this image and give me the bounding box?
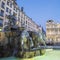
[20,30,34,50]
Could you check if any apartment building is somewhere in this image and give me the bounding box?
[0,0,42,32]
[46,20,60,44]
[0,0,45,45]
[0,0,21,28]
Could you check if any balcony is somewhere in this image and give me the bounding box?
[0,13,4,17]
[0,13,4,20]
[0,19,3,27]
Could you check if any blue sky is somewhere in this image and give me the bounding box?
[16,0,60,30]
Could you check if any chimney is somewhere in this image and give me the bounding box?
[21,7,24,12]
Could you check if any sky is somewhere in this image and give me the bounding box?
[16,0,60,30]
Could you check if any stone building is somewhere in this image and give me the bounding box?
[46,20,60,45]
[0,0,41,32]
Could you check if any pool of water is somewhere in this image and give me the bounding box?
[0,49,60,60]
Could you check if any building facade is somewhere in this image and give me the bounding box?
[0,0,41,32]
[46,20,60,44]
[0,0,21,29]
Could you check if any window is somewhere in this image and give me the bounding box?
[10,3,12,8]
[14,6,17,12]
[13,12,17,16]
[0,19,3,27]
[6,7,9,12]
[16,8,17,12]
[0,10,4,17]
[1,2,5,9]
[26,21,27,24]
[4,22,8,25]
[9,9,12,14]
[14,6,15,10]
[18,17,20,21]
[18,12,20,16]
[7,1,9,6]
